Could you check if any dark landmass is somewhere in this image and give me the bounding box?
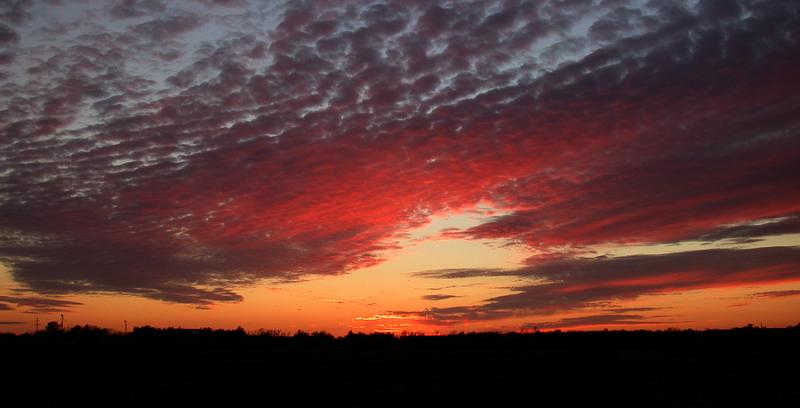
[2,324,798,407]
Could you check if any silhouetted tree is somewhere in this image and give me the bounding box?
[45,321,61,333]
[253,328,283,337]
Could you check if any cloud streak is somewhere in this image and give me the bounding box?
[523,313,689,331]
[751,290,800,299]
[0,295,82,314]
[401,246,800,324]
[421,294,461,301]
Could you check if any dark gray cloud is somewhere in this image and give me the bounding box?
[0,302,14,310]
[693,216,800,243]
[415,268,509,280]
[110,0,166,19]
[194,0,248,7]
[0,295,82,313]
[404,246,800,324]
[131,15,203,41]
[0,22,16,44]
[0,0,34,25]
[421,294,461,301]
[523,313,688,330]
[751,290,800,298]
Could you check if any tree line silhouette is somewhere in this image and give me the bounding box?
[2,324,798,407]
[16,320,800,341]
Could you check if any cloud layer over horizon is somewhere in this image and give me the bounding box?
[1,0,799,324]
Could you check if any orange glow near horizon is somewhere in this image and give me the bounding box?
[2,0,800,339]
[2,209,799,335]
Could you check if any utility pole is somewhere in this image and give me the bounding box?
[60,314,64,331]
[35,316,39,333]
[124,320,127,335]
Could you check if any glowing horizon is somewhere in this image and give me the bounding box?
[2,208,799,334]
[1,0,799,334]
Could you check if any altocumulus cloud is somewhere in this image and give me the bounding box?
[0,0,798,306]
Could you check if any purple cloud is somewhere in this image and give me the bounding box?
[0,0,798,307]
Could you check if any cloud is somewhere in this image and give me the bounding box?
[110,0,166,20]
[0,321,24,325]
[0,295,82,313]
[0,302,14,310]
[414,268,508,280]
[0,0,34,25]
[693,216,800,243]
[421,294,461,301]
[0,22,17,44]
[131,15,204,41]
[751,290,800,299]
[0,0,799,306]
[402,246,800,324]
[523,313,688,331]
[193,0,248,7]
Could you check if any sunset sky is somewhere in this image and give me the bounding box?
[1,0,799,335]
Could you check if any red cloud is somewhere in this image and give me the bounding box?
[0,0,799,306]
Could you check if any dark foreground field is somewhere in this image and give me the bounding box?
[1,325,798,407]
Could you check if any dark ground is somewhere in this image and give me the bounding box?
[1,325,798,407]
